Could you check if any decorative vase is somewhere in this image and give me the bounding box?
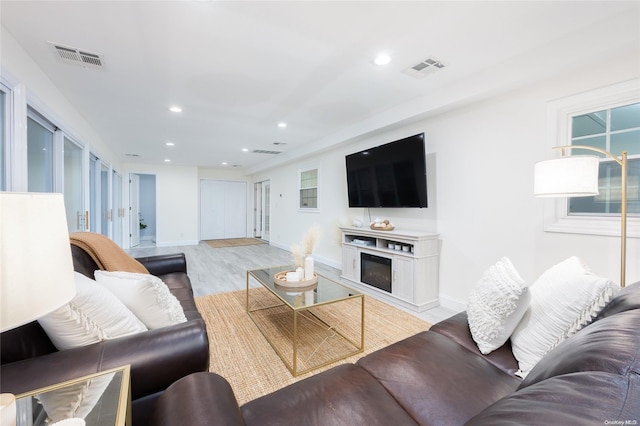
[304,255,314,280]
[296,267,304,280]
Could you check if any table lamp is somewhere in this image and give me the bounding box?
[1,192,76,332]
[0,192,77,425]
[534,146,629,287]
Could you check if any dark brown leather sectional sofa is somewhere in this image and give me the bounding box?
[0,245,210,426]
[151,282,640,425]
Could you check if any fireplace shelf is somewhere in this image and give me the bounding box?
[339,226,440,312]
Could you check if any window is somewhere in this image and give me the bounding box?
[27,110,55,193]
[569,102,640,217]
[544,79,640,238]
[299,168,318,210]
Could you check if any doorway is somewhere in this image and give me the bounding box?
[253,180,270,242]
[129,173,156,248]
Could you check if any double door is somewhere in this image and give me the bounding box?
[200,179,247,240]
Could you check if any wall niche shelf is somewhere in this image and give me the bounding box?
[339,226,440,312]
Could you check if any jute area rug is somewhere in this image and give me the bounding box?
[195,289,431,405]
[204,238,265,249]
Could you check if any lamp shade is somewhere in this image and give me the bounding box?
[533,156,600,197]
[0,193,76,332]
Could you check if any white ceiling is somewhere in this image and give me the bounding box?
[1,1,639,173]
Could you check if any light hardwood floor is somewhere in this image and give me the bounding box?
[127,241,457,324]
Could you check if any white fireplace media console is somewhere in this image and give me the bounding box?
[340,226,439,312]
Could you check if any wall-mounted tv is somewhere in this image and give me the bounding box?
[346,133,427,208]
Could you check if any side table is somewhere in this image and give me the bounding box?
[15,365,131,426]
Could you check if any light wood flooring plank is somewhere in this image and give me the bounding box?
[126,242,456,323]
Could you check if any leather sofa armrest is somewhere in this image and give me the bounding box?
[136,253,188,276]
[150,372,246,426]
[1,319,209,400]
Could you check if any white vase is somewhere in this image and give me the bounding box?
[296,267,304,280]
[304,255,314,280]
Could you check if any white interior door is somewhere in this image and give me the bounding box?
[100,163,110,237]
[224,181,246,238]
[200,179,247,240]
[200,180,225,240]
[254,182,263,238]
[113,171,123,246]
[262,180,270,241]
[129,173,140,247]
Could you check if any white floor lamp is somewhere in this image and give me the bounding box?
[534,146,629,287]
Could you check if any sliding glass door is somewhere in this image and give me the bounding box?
[112,171,123,246]
[27,114,55,192]
[63,137,85,232]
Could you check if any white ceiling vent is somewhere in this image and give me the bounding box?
[49,42,105,69]
[252,149,282,155]
[403,57,445,79]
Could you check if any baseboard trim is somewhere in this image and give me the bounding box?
[439,294,467,312]
[269,241,341,270]
[156,240,199,247]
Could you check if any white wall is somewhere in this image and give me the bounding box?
[1,26,118,170]
[250,49,640,310]
[430,51,639,307]
[123,164,199,247]
[251,123,438,269]
[4,21,638,309]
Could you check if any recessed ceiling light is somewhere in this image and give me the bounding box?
[164,159,171,162]
[242,148,249,152]
[166,142,175,146]
[169,106,182,113]
[277,122,287,128]
[373,54,391,66]
[222,162,228,165]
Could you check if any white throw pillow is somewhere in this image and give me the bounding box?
[38,272,147,350]
[510,256,620,378]
[467,257,530,355]
[94,270,187,329]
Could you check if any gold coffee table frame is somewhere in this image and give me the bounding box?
[247,266,364,376]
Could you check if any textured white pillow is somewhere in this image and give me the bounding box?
[510,256,620,378]
[467,257,530,355]
[38,272,147,350]
[94,270,187,329]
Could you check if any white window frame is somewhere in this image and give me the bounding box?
[543,79,640,238]
[0,81,11,191]
[298,166,319,212]
[1,70,27,191]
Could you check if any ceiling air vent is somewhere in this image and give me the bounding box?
[49,42,105,69]
[252,149,282,155]
[403,57,445,79]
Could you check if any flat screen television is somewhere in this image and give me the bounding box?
[346,133,427,208]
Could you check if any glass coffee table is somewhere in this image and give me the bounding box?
[247,266,364,376]
[14,365,131,426]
